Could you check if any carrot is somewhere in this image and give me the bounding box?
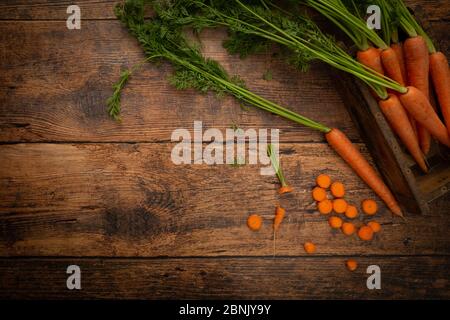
[404,36,430,98]
[279,186,294,194]
[274,206,285,232]
[316,174,331,189]
[345,205,359,219]
[273,206,286,256]
[362,199,378,216]
[318,199,333,215]
[312,187,327,202]
[304,242,316,254]
[325,128,403,216]
[381,47,405,86]
[399,87,450,147]
[333,199,348,214]
[391,42,408,85]
[378,94,427,172]
[368,221,381,233]
[346,259,358,271]
[330,182,345,198]
[430,52,450,135]
[341,222,356,236]
[358,225,374,241]
[247,214,263,231]
[392,42,418,137]
[329,216,343,229]
[404,36,432,154]
[357,47,384,75]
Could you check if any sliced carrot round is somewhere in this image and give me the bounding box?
[247,214,263,231]
[318,199,333,215]
[316,174,331,189]
[329,216,343,229]
[368,221,381,233]
[358,225,374,241]
[341,222,356,236]
[362,199,378,215]
[312,187,327,202]
[346,259,358,271]
[330,182,345,198]
[333,198,348,214]
[304,242,316,254]
[345,205,359,219]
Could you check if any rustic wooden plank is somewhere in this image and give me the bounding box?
[1,142,449,257]
[0,21,358,143]
[0,256,448,299]
[0,0,447,22]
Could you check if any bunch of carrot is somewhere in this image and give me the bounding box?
[304,0,450,171]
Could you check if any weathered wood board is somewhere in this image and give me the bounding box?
[0,0,449,299]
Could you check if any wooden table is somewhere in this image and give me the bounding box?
[0,0,449,299]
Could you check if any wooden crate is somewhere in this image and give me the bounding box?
[336,74,450,214]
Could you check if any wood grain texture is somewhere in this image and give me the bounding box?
[0,22,356,143]
[0,0,449,300]
[0,0,447,22]
[1,256,449,299]
[1,143,449,257]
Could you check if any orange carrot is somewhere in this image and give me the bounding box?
[345,205,359,219]
[318,199,333,215]
[329,216,343,229]
[333,198,348,214]
[392,42,417,135]
[381,47,405,86]
[316,174,331,189]
[325,128,403,216]
[391,43,408,85]
[430,52,450,135]
[357,47,384,75]
[399,87,450,147]
[274,206,285,232]
[346,259,358,271]
[247,214,263,231]
[358,225,374,241]
[304,242,316,254]
[279,185,294,194]
[273,206,286,256]
[312,187,327,202]
[368,221,381,233]
[362,199,378,216]
[341,222,356,236]
[404,36,432,154]
[378,94,427,172]
[330,182,345,198]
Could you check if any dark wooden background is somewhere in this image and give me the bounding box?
[0,0,449,299]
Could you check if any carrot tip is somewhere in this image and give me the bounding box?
[278,185,294,194]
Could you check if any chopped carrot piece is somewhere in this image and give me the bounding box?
[279,185,294,194]
[341,222,356,236]
[247,214,263,231]
[368,221,381,233]
[330,182,345,198]
[316,174,331,189]
[362,199,378,215]
[333,198,348,214]
[358,225,374,241]
[312,187,327,202]
[346,259,358,271]
[304,242,316,254]
[318,199,333,215]
[329,216,343,229]
[345,205,359,219]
